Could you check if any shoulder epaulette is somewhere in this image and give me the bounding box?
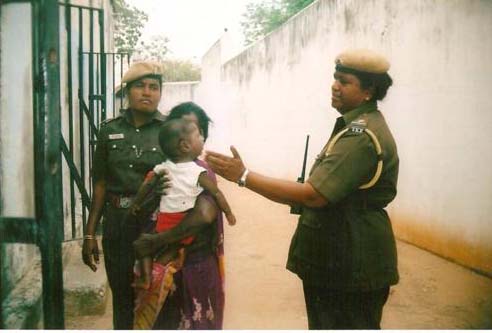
[324,117,383,190]
[100,115,121,127]
[348,119,367,134]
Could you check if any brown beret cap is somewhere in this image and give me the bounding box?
[121,61,163,85]
[335,49,390,74]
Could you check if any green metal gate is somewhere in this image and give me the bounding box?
[0,0,129,328]
[0,0,65,328]
[59,2,130,241]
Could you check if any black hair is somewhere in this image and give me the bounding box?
[336,65,393,102]
[355,71,393,102]
[167,102,212,141]
[158,118,195,159]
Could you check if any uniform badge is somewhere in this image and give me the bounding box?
[109,133,125,140]
[349,119,367,134]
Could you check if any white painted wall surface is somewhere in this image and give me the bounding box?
[0,2,38,299]
[159,82,199,114]
[162,0,492,274]
[0,0,115,306]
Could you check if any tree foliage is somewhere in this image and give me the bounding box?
[112,1,200,82]
[241,0,315,45]
[133,35,170,62]
[160,60,201,82]
[113,0,148,54]
[132,36,200,82]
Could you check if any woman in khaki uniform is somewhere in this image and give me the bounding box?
[206,49,399,329]
[81,62,219,329]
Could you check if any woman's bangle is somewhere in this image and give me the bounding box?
[84,235,96,240]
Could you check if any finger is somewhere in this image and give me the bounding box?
[83,255,97,271]
[204,150,221,158]
[82,254,89,266]
[230,145,242,160]
[89,262,97,272]
[161,178,172,185]
[94,247,100,264]
[205,150,231,160]
[206,155,228,167]
[161,182,172,189]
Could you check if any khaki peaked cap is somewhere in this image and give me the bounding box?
[335,49,390,74]
[121,61,164,85]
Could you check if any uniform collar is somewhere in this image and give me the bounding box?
[341,101,377,125]
[122,108,166,125]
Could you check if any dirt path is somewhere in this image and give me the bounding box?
[66,179,492,329]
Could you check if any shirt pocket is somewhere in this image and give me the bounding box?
[107,140,131,165]
[295,209,331,269]
[139,143,165,168]
[296,208,350,270]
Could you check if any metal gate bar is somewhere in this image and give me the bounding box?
[1,1,130,327]
[60,2,106,240]
[35,0,64,328]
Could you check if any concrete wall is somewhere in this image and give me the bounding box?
[162,0,492,275]
[0,1,39,308]
[159,81,200,114]
[0,0,114,327]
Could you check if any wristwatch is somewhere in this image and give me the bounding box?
[238,168,249,187]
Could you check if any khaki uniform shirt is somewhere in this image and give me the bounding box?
[92,109,166,195]
[286,102,399,291]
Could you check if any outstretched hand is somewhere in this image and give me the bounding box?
[205,146,246,183]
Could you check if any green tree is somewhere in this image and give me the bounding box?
[161,60,201,82]
[241,0,315,45]
[113,0,148,54]
[133,34,170,62]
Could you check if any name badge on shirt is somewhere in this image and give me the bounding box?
[109,133,125,140]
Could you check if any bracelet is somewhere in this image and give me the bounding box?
[83,235,96,240]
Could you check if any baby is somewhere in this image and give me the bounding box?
[133,118,236,289]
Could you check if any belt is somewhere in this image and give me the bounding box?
[106,192,135,209]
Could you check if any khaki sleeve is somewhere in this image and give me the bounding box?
[307,132,377,204]
[92,125,108,182]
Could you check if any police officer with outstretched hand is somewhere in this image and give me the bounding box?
[206,49,399,329]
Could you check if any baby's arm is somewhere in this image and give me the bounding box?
[198,172,236,226]
[130,171,160,216]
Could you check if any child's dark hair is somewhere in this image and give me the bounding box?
[167,102,212,141]
[158,118,195,159]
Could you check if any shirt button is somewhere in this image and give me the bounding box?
[129,164,133,168]
[136,129,140,133]
[132,145,136,149]
[112,144,117,148]
[152,147,157,151]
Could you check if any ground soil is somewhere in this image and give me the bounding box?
[66,179,492,330]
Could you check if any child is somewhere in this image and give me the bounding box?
[132,118,236,289]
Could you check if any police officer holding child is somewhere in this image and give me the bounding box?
[206,49,399,329]
[81,62,167,329]
[82,62,218,329]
